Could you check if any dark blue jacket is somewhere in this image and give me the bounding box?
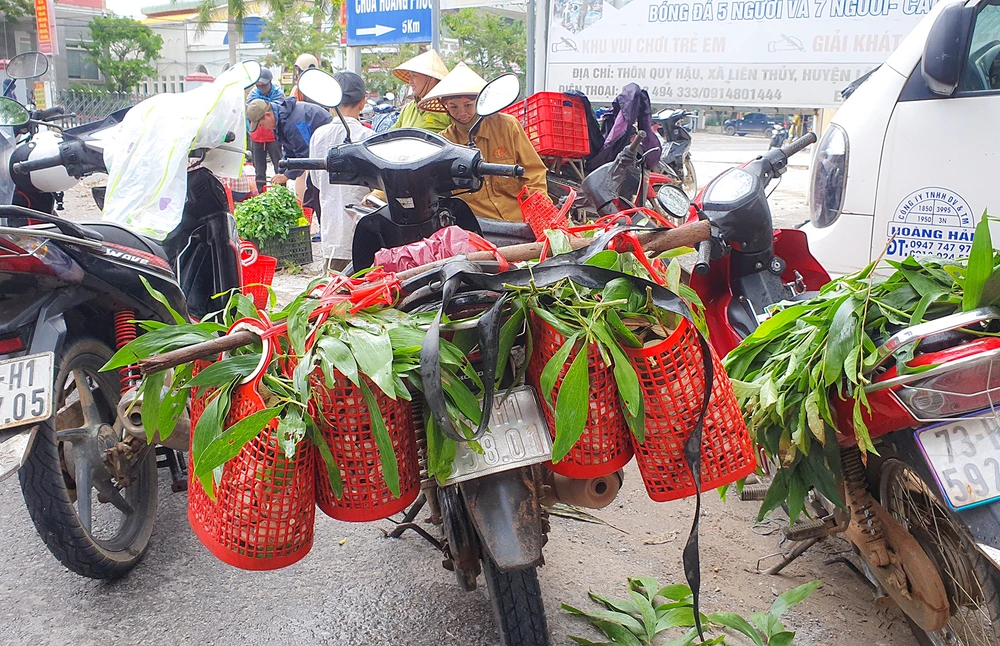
[274,97,332,179]
[247,83,284,104]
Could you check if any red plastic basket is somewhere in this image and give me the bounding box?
[239,241,277,310]
[518,187,571,238]
[623,319,755,502]
[502,92,590,159]
[525,312,633,478]
[310,371,421,522]
[187,358,316,570]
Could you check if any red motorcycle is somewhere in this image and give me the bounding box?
[652,134,1000,645]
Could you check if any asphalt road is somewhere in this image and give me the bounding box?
[0,130,914,646]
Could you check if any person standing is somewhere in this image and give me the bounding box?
[419,63,548,222]
[291,53,318,103]
[246,95,332,226]
[308,72,373,272]
[246,68,283,193]
[389,50,452,133]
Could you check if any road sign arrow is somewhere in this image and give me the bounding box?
[355,24,396,37]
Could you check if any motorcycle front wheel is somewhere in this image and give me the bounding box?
[483,552,550,646]
[881,459,1000,645]
[682,155,698,195]
[19,338,157,579]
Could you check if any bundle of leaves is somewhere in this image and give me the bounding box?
[504,247,705,462]
[724,214,1000,521]
[104,278,482,498]
[234,185,304,242]
[563,575,820,645]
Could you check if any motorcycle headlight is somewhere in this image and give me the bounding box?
[704,168,756,206]
[809,124,848,228]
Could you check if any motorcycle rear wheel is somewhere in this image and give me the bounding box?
[682,156,698,195]
[881,459,1000,645]
[19,338,157,579]
[483,553,550,646]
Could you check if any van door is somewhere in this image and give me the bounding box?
[872,0,1000,265]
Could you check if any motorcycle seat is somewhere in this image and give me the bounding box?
[82,222,169,262]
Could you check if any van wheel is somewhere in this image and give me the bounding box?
[483,553,549,646]
[881,459,1000,645]
[19,339,157,579]
[724,125,736,136]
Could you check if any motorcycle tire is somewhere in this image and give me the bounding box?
[880,458,1000,645]
[724,125,737,136]
[483,553,550,646]
[19,338,157,579]
[765,128,774,139]
[682,155,698,196]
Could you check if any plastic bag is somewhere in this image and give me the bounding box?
[101,63,255,240]
[373,226,481,272]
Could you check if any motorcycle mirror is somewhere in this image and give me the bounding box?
[6,51,48,80]
[385,92,395,102]
[240,60,262,88]
[656,184,691,219]
[476,73,520,117]
[297,68,343,108]
[0,98,29,127]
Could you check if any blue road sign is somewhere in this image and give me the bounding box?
[346,0,433,47]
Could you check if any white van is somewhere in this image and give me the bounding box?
[802,0,1000,275]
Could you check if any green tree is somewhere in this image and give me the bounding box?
[362,44,419,98]
[81,15,163,92]
[441,9,526,77]
[260,0,341,72]
[0,0,31,18]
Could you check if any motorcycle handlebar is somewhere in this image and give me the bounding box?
[477,162,524,178]
[33,105,65,121]
[12,154,62,175]
[781,132,817,159]
[694,239,712,275]
[628,131,646,155]
[279,158,327,171]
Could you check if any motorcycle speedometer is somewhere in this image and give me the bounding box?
[367,137,441,164]
[704,168,756,207]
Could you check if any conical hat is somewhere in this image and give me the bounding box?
[417,62,486,113]
[393,49,450,83]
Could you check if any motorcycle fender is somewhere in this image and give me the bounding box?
[460,467,544,571]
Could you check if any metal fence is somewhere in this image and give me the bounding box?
[56,89,149,128]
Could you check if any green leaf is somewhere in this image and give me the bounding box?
[531,306,576,337]
[344,325,396,398]
[663,628,700,646]
[496,306,525,383]
[770,580,821,618]
[823,296,858,386]
[360,380,401,497]
[593,622,644,646]
[551,345,591,463]
[707,612,764,646]
[592,322,644,440]
[194,407,281,477]
[560,603,646,638]
[628,591,658,643]
[191,380,236,493]
[442,374,484,426]
[276,405,307,459]
[964,212,993,311]
[588,591,642,617]
[585,249,620,269]
[787,471,807,524]
[157,377,189,442]
[103,326,217,371]
[309,424,342,499]
[286,297,319,356]
[140,370,164,444]
[630,576,661,602]
[757,469,789,522]
[804,390,825,443]
[317,335,359,386]
[424,412,457,483]
[140,275,186,324]
[654,607,697,632]
[767,631,796,646]
[540,333,580,404]
[604,309,643,349]
[186,354,262,387]
[545,228,574,256]
[655,584,693,602]
[569,638,616,646]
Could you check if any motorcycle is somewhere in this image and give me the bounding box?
[768,123,789,149]
[0,57,263,579]
[368,93,401,133]
[653,134,1000,644]
[653,108,698,196]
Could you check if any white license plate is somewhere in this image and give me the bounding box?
[0,353,54,432]
[444,386,553,485]
[916,417,1000,509]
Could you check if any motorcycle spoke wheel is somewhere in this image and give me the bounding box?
[881,460,1000,646]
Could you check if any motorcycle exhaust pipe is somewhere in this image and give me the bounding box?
[117,387,190,452]
[543,470,624,509]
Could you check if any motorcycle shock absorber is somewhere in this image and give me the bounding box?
[113,309,140,394]
[842,446,890,567]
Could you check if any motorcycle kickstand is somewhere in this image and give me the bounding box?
[384,494,443,550]
[156,447,188,492]
[763,537,822,575]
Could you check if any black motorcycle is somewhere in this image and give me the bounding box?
[654,108,697,195]
[0,59,263,579]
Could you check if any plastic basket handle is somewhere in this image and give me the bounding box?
[239,241,259,267]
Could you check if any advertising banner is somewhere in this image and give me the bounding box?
[546,0,940,107]
[34,0,56,56]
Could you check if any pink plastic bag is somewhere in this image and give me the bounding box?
[373,226,480,272]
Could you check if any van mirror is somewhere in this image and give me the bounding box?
[921,1,977,96]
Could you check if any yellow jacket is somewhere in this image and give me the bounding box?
[440,113,549,222]
[391,101,451,133]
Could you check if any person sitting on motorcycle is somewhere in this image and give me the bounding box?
[418,63,548,222]
[308,72,373,273]
[389,50,452,133]
[247,95,332,224]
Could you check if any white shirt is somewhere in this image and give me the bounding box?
[309,116,373,261]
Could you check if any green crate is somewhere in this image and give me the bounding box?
[252,225,313,267]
